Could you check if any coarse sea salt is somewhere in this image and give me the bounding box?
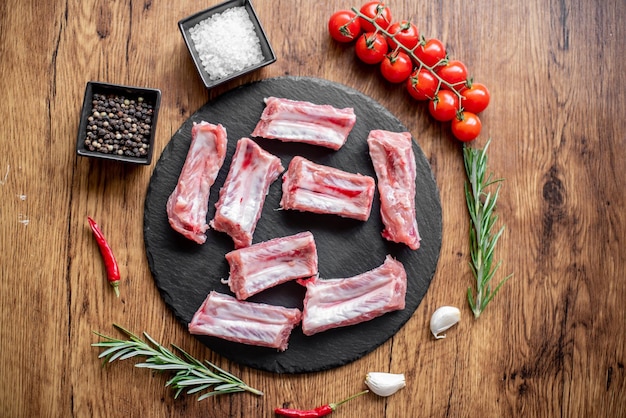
[189,7,264,81]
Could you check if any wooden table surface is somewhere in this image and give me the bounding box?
[1,0,625,416]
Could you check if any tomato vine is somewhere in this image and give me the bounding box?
[328,2,490,143]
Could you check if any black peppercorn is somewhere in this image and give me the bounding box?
[86,92,153,159]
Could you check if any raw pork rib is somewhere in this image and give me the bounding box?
[189,291,302,351]
[166,121,227,244]
[251,96,357,150]
[224,231,318,300]
[367,130,421,250]
[210,137,284,248]
[299,255,407,336]
[280,156,375,221]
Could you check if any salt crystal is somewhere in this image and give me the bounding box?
[189,7,265,81]
[18,214,29,226]
[0,165,9,185]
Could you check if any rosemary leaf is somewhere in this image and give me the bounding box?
[173,344,206,368]
[119,349,154,360]
[135,363,189,370]
[214,383,240,392]
[107,347,136,363]
[186,383,212,394]
[463,140,512,318]
[203,358,245,382]
[176,378,223,387]
[92,324,263,399]
[97,345,128,360]
[197,391,221,401]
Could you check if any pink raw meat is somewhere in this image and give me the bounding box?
[224,231,318,300]
[299,255,407,336]
[367,130,421,250]
[280,156,375,221]
[251,96,356,150]
[188,291,302,351]
[166,121,227,244]
[210,137,284,248]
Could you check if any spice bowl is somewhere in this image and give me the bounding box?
[178,0,276,89]
[76,81,161,165]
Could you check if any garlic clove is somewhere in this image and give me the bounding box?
[430,306,461,339]
[364,372,406,397]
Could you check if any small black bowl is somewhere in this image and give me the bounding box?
[76,81,161,165]
[178,0,276,89]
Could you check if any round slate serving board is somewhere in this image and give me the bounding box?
[143,76,442,374]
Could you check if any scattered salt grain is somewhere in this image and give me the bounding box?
[189,7,264,81]
[0,165,9,185]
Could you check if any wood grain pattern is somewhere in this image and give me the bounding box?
[1,0,624,416]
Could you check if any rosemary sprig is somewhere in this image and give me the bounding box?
[463,140,512,318]
[92,324,263,400]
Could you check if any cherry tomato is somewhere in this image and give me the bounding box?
[359,1,392,32]
[386,20,419,50]
[451,111,482,142]
[414,38,446,68]
[406,68,438,101]
[355,32,389,64]
[428,90,459,122]
[328,10,362,43]
[461,82,490,114]
[436,60,469,91]
[380,51,413,83]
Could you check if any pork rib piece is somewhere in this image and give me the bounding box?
[251,97,357,150]
[280,156,375,221]
[189,291,302,351]
[300,255,407,336]
[367,130,421,250]
[224,231,318,300]
[210,137,284,248]
[166,121,228,244]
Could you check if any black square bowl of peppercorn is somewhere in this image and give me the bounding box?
[76,81,161,165]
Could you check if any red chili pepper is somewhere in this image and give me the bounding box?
[87,216,121,297]
[274,390,368,417]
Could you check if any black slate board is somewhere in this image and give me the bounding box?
[143,76,442,374]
